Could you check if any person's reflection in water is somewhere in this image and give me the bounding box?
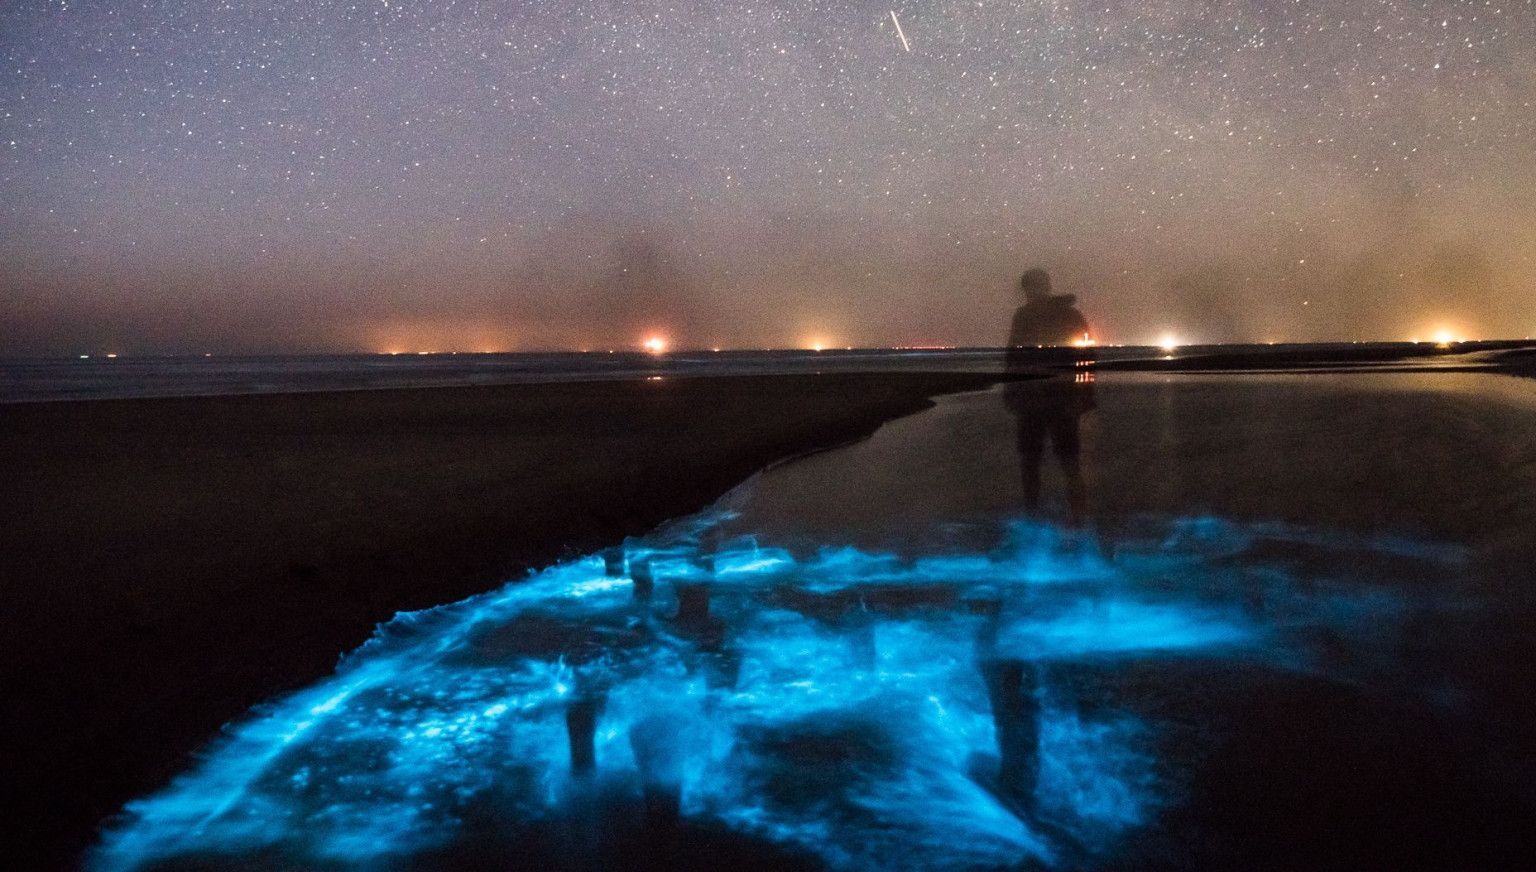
[1003,268,1096,527]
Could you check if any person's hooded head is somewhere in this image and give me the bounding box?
[1020,268,1052,301]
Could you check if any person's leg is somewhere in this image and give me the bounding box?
[565,692,604,775]
[981,658,1040,803]
[629,713,686,839]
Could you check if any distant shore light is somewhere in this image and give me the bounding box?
[643,336,668,354]
[1158,334,1180,352]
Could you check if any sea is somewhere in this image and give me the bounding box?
[0,342,1509,403]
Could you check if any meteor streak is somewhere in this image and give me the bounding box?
[889,10,911,52]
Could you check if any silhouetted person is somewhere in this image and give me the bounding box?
[1007,268,1089,349]
[1003,268,1095,526]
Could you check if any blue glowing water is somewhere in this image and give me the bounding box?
[90,507,1461,871]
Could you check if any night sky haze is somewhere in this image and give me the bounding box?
[3,0,1534,354]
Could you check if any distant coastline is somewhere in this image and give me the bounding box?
[4,340,1534,403]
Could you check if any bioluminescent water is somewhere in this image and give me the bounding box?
[91,505,1464,871]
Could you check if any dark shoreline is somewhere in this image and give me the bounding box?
[1091,339,1536,373]
[0,371,1014,870]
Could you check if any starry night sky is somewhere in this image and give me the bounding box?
[3,1,1533,354]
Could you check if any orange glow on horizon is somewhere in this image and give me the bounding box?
[365,319,516,356]
[643,335,668,354]
[1412,321,1473,346]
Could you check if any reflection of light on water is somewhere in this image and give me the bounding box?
[92,514,1459,871]
[997,599,1248,658]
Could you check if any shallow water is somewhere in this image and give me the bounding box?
[92,373,1536,870]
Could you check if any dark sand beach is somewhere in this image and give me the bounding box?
[0,371,1007,869]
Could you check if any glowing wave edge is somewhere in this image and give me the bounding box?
[91,506,1461,871]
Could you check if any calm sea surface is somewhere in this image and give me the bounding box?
[0,343,1494,403]
[1,350,1000,402]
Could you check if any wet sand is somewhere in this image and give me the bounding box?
[0,371,1006,869]
[1083,339,1536,376]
